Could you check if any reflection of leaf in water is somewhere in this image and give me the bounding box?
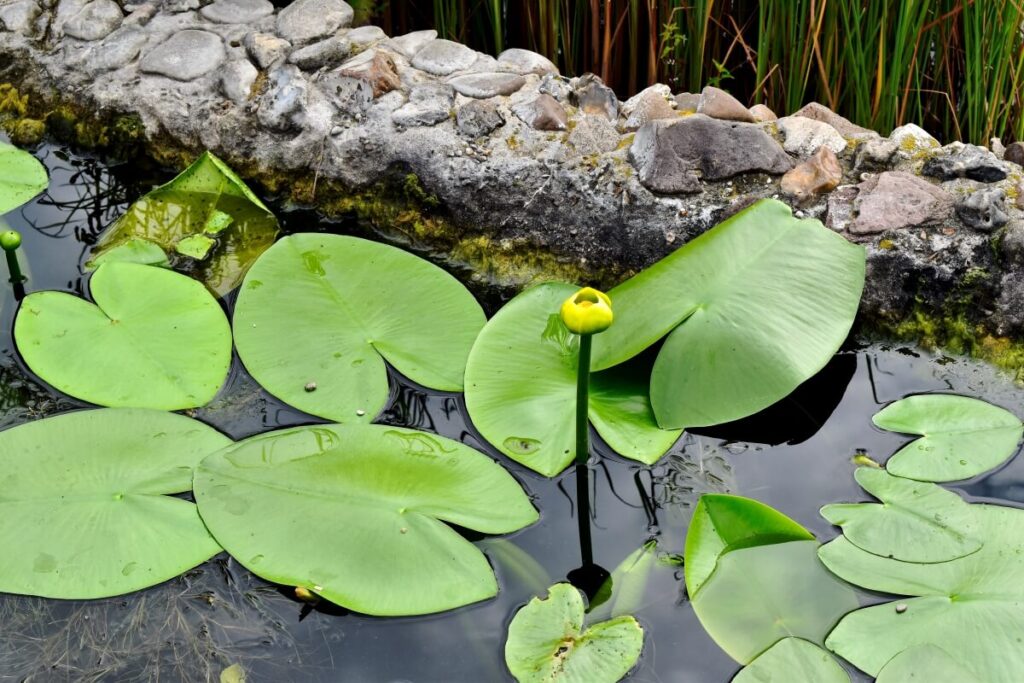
[651,434,735,524]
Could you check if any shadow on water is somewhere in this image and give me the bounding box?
[2,141,1024,681]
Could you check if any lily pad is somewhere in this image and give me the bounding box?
[733,638,849,683]
[86,237,171,269]
[588,541,660,622]
[874,644,981,683]
[194,424,538,616]
[0,409,228,598]
[234,234,485,424]
[821,468,981,563]
[465,283,681,476]
[873,394,1023,482]
[504,583,644,683]
[15,262,232,410]
[92,152,278,296]
[820,502,1024,681]
[592,199,865,430]
[0,141,48,214]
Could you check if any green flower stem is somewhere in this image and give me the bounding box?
[575,333,592,466]
[1,229,24,285]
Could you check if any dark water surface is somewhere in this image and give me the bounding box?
[1,142,1023,682]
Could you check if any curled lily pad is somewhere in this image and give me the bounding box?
[15,262,232,410]
[733,638,849,683]
[0,141,47,214]
[194,424,538,616]
[86,237,171,269]
[873,394,1023,482]
[592,199,865,430]
[821,468,981,563]
[465,283,681,476]
[504,583,644,683]
[0,409,228,598]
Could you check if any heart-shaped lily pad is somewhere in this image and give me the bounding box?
[0,409,228,598]
[874,644,981,683]
[0,141,48,214]
[733,637,849,683]
[15,262,232,410]
[194,424,538,616]
[504,583,644,683]
[233,234,485,424]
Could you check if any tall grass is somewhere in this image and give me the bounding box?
[363,0,1024,144]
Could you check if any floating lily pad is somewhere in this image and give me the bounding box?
[821,468,981,563]
[465,283,681,476]
[504,583,644,683]
[588,541,660,623]
[86,237,171,269]
[234,234,485,424]
[820,502,1024,681]
[92,152,278,296]
[0,141,48,214]
[0,409,228,598]
[592,199,865,430]
[194,424,538,616]
[733,638,849,683]
[873,394,1023,482]
[15,262,232,410]
[874,644,981,683]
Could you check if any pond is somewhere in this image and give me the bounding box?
[1,141,1022,682]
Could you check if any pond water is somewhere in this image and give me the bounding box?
[1,142,1023,682]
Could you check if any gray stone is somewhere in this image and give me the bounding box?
[346,25,386,49]
[629,115,792,194]
[538,73,571,102]
[957,187,1009,232]
[777,116,847,156]
[851,171,952,234]
[289,36,350,70]
[572,73,617,120]
[0,0,40,34]
[792,102,875,138]
[674,92,699,113]
[411,39,476,76]
[496,48,557,75]
[140,29,225,81]
[1005,141,1024,167]
[621,85,675,132]
[889,123,939,153]
[244,31,290,69]
[64,0,122,41]
[568,116,619,156]
[386,29,436,59]
[749,104,777,122]
[922,144,1009,183]
[456,99,504,138]
[221,59,257,104]
[826,185,858,232]
[317,69,372,116]
[855,137,898,171]
[392,83,454,127]
[512,93,567,131]
[83,27,147,73]
[200,0,273,23]
[123,3,156,26]
[277,0,353,44]
[448,72,525,99]
[991,137,1006,158]
[696,86,754,122]
[257,64,310,131]
[1000,219,1024,265]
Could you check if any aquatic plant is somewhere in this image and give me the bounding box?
[0,140,47,215]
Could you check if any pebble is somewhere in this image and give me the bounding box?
[304,381,317,392]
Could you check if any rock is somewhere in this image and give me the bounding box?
[1004,141,1024,167]
[792,102,875,138]
[140,30,225,81]
[289,36,350,70]
[123,4,156,26]
[496,48,557,75]
[448,72,525,99]
[512,94,567,131]
[244,32,291,69]
[855,137,898,171]
[456,99,504,138]
[568,116,619,156]
[538,73,571,102]
[64,0,122,41]
[749,104,777,122]
[629,115,792,193]
[392,83,454,127]
[826,185,858,232]
[696,86,754,122]
[851,171,952,234]
[257,64,310,131]
[572,73,617,120]
[386,30,437,59]
[277,0,353,45]
[889,123,939,153]
[922,144,1008,182]
[621,85,675,132]
[199,0,272,23]
[991,137,1006,158]
[411,39,477,76]
[83,27,147,73]
[221,59,257,104]
[781,146,842,201]
[777,116,846,156]
[674,92,699,113]
[347,25,386,50]
[0,0,40,34]
[334,50,400,98]
[957,187,1009,232]
[1000,219,1024,264]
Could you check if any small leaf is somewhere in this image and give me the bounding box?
[220,663,247,683]
[733,638,849,683]
[175,234,217,260]
[505,583,643,683]
[0,141,48,214]
[874,645,981,683]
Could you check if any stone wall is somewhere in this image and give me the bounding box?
[3,0,1024,368]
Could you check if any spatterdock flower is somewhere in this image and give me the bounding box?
[560,287,613,335]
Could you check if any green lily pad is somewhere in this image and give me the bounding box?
[0,409,228,598]
[504,583,644,683]
[86,237,171,269]
[875,644,981,683]
[234,234,485,424]
[592,199,865,430]
[194,424,538,616]
[465,283,681,476]
[93,151,278,296]
[821,468,981,563]
[733,638,850,683]
[15,262,232,410]
[176,234,217,260]
[820,502,1024,681]
[0,141,48,214]
[873,394,1023,482]
[588,541,660,622]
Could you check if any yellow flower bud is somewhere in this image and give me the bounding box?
[560,287,613,335]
